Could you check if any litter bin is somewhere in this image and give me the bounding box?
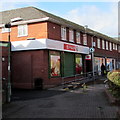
[34,78,43,90]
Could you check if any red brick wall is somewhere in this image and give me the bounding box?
[87,35,92,47]
[11,50,62,89]
[1,22,48,42]
[47,22,61,40]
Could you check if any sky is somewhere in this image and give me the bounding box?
[0,1,119,38]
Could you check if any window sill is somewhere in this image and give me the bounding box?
[1,31,11,33]
[61,39,67,41]
[17,35,28,37]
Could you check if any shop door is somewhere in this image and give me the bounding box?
[63,52,75,77]
[86,60,92,72]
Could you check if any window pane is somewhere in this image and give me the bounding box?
[102,40,105,49]
[50,51,61,77]
[106,41,108,50]
[110,42,112,51]
[83,34,87,45]
[61,27,66,40]
[18,24,28,37]
[69,29,74,42]
[2,27,11,33]
[97,38,100,48]
[76,32,81,43]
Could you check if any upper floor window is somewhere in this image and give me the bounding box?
[119,45,120,53]
[61,26,66,40]
[109,42,112,51]
[76,32,81,44]
[115,44,118,50]
[113,43,115,50]
[83,34,87,45]
[102,40,105,49]
[18,24,28,37]
[69,29,74,42]
[97,38,100,48]
[106,41,108,50]
[2,27,11,33]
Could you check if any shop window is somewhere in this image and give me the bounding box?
[83,34,87,45]
[97,38,100,48]
[50,51,61,77]
[106,58,114,71]
[106,41,108,50]
[76,32,81,44]
[102,40,105,49]
[18,24,28,37]
[69,29,74,42]
[75,54,83,74]
[94,57,105,75]
[61,26,66,40]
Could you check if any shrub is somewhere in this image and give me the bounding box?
[107,69,120,99]
[107,70,120,86]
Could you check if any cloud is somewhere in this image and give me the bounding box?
[63,3,118,37]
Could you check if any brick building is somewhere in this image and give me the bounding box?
[0,7,120,89]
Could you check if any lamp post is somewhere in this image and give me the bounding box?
[91,35,95,80]
[84,25,95,80]
[5,23,11,103]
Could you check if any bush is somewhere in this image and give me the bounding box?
[107,69,120,99]
[107,70,120,86]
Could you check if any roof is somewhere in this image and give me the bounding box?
[0,6,119,44]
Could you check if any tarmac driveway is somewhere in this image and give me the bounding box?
[2,83,118,118]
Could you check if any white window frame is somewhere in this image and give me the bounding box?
[97,38,100,48]
[102,40,105,49]
[1,27,11,33]
[76,32,81,44]
[113,43,115,50]
[109,42,112,51]
[119,45,120,53]
[18,24,28,37]
[61,26,66,40]
[83,34,87,45]
[69,29,74,42]
[106,41,108,50]
[115,44,118,50]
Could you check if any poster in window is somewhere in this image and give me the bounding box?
[76,55,83,74]
[50,54,60,77]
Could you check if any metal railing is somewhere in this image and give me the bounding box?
[61,71,100,86]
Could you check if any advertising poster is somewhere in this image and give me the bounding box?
[76,55,83,74]
[50,54,60,77]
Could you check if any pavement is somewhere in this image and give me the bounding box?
[2,78,118,119]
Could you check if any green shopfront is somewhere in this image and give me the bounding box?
[49,51,84,78]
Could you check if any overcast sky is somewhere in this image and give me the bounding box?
[0,0,119,38]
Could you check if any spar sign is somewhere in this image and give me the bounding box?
[64,44,78,51]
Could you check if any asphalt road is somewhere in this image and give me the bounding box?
[2,83,118,118]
